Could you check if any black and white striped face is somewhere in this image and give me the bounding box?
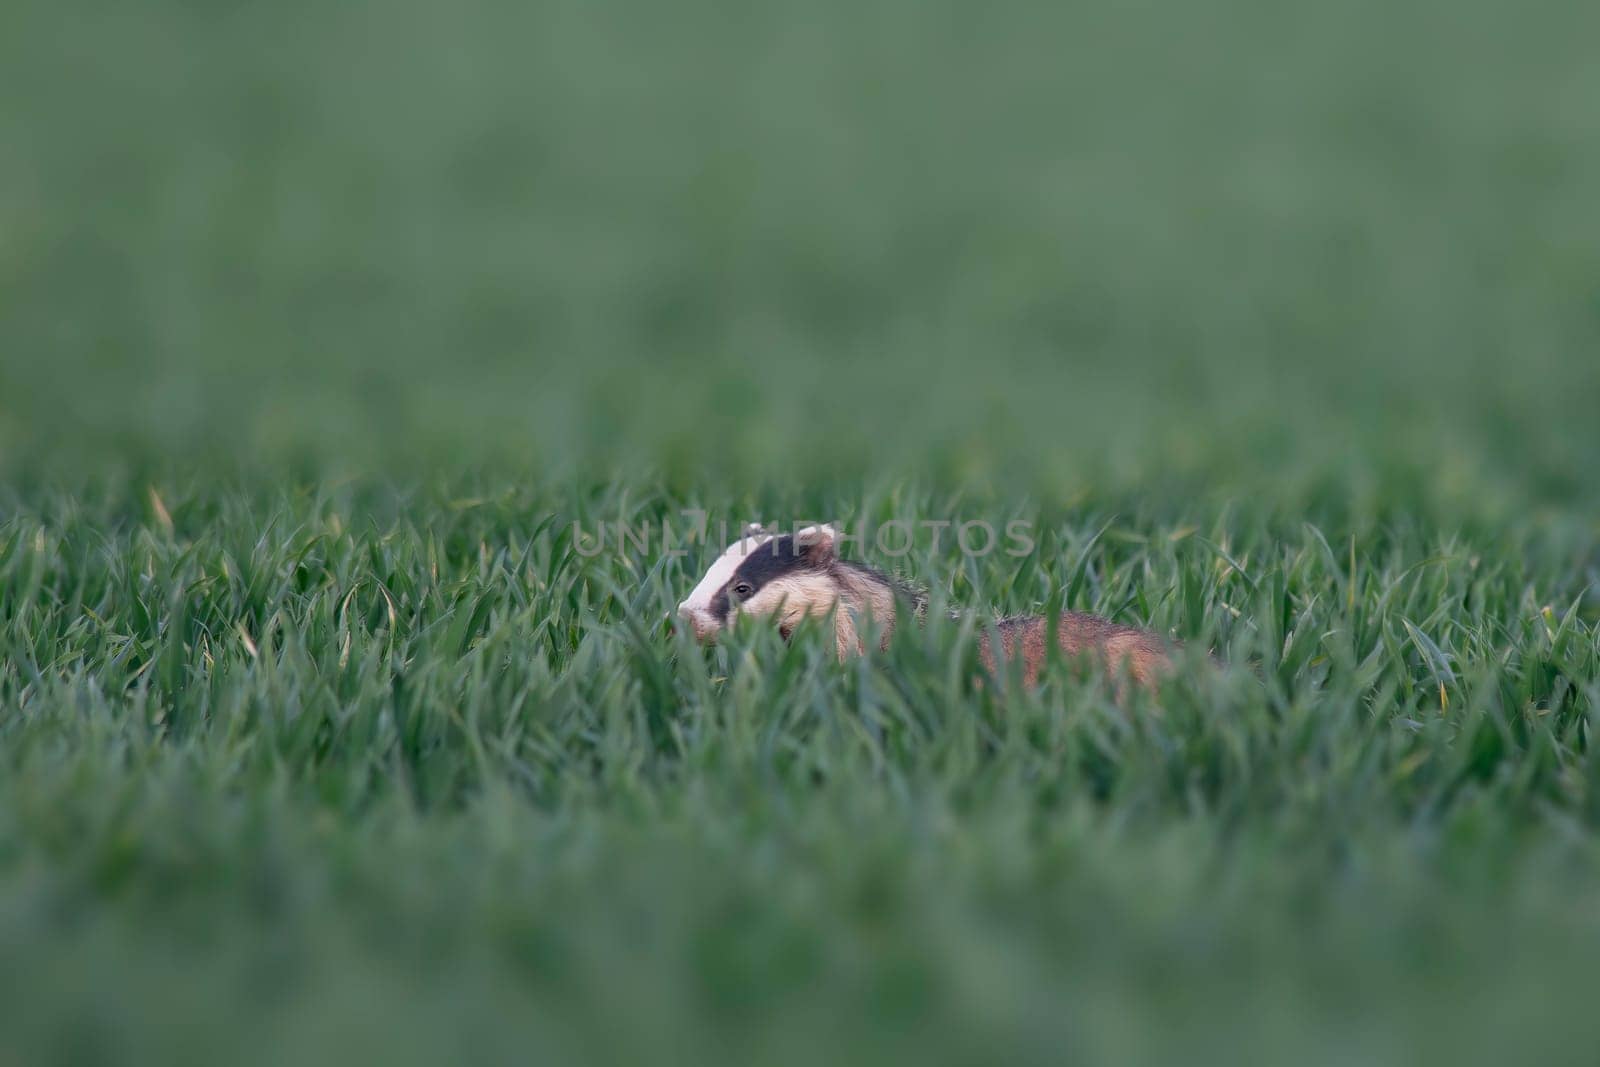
[676,524,839,642]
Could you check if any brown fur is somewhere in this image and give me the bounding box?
[744,555,1172,691]
[978,613,1173,692]
[741,562,899,661]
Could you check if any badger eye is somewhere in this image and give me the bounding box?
[733,582,754,598]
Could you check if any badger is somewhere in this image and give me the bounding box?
[676,523,1174,691]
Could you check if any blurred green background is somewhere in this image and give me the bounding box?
[4,0,1597,497]
[5,2,1600,1066]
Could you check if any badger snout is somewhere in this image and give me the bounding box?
[677,601,722,643]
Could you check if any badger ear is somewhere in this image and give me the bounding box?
[743,522,770,538]
[793,523,838,564]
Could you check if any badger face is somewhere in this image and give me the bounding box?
[677,524,839,642]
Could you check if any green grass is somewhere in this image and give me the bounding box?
[4,0,1600,1064]
[2,480,1597,1065]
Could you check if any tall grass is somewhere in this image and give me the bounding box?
[2,478,1597,1064]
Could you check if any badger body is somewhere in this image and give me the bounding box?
[677,524,1173,691]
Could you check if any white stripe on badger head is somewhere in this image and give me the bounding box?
[677,530,774,615]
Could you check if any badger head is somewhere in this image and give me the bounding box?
[676,523,841,643]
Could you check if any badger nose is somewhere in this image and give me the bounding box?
[676,602,715,642]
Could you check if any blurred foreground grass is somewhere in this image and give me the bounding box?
[3,1,1600,1064]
